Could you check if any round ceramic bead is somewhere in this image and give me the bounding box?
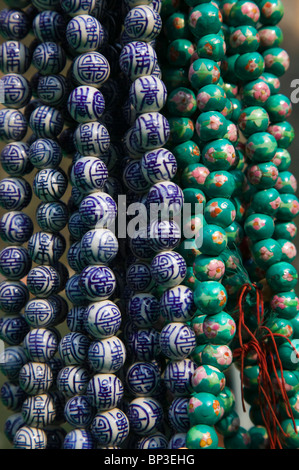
[164,12,190,41]
[67,212,88,241]
[241,79,271,108]
[33,168,67,203]
[159,285,194,323]
[163,359,196,397]
[277,194,299,221]
[196,112,227,142]
[172,141,200,169]
[150,251,186,288]
[266,262,298,292]
[126,328,160,362]
[86,373,123,410]
[56,365,89,397]
[79,192,117,229]
[130,112,170,152]
[73,122,110,157]
[188,3,222,39]
[275,171,297,195]
[24,297,60,328]
[167,39,195,67]
[228,25,260,54]
[268,122,295,149]
[197,33,226,62]
[193,255,225,282]
[29,139,62,170]
[79,265,116,301]
[260,72,281,94]
[189,59,221,90]
[272,370,299,397]
[127,293,159,328]
[224,426,251,449]
[279,238,297,264]
[80,228,118,265]
[259,25,283,52]
[168,117,194,145]
[119,41,157,80]
[72,157,108,194]
[61,0,95,16]
[0,73,31,110]
[126,362,160,397]
[247,162,279,189]
[0,177,32,211]
[26,266,61,298]
[148,219,181,252]
[146,181,183,217]
[245,132,278,163]
[271,291,299,319]
[204,198,236,229]
[91,408,129,446]
[28,231,65,265]
[201,344,233,372]
[191,365,226,395]
[38,74,69,108]
[1,381,27,411]
[58,333,90,366]
[251,188,281,216]
[1,142,32,177]
[197,225,227,256]
[84,300,121,339]
[127,397,163,436]
[32,10,66,43]
[23,328,59,364]
[0,246,31,280]
[259,0,284,24]
[67,306,87,333]
[0,109,27,143]
[196,84,226,114]
[244,213,275,241]
[64,395,94,428]
[279,420,299,449]
[159,323,196,360]
[66,15,103,53]
[32,42,66,75]
[71,52,110,88]
[129,75,167,115]
[263,47,290,76]
[126,262,154,292]
[167,87,196,117]
[202,139,236,171]
[140,148,176,184]
[67,86,105,123]
[204,171,236,198]
[0,41,31,74]
[194,281,227,314]
[88,337,126,374]
[188,392,222,426]
[0,8,30,40]
[168,397,190,432]
[21,394,56,428]
[0,280,28,314]
[215,409,241,438]
[234,52,265,81]
[238,107,269,137]
[124,5,162,41]
[276,339,299,371]
[65,274,87,306]
[0,211,33,245]
[0,314,30,346]
[181,164,210,191]
[29,106,64,139]
[0,345,27,383]
[14,426,47,449]
[186,424,218,449]
[4,413,25,444]
[265,94,292,124]
[203,312,236,344]
[36,202,68,234]
[63,429,94,449]
[123,160,151,193]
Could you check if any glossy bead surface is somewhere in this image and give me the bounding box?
[127,397,163,435]
[91,408,129,446]
[72,52,110,88]
[86,373,123,410]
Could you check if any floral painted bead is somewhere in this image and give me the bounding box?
[182,266,200,291]
[201,344,233,372]
[197,224,227,256]
[275,171,297,195]
[245,131,277,162]
[197,34,226,62]
[274,221,297,241]
[186,424,218,449]
[203,171,236,198]
[241,79,271,107]
[280,420,299,448]
[196,84,226,113]
[247,162,279,189]
[260,72,281,94]
[218,386,235,415]
[272,148,291,171]
[167,39,195,67]
[266,317,294,346]
[203,312,236,345]
[183,188,206,210]
[229,25,260,54]
[215,410,240,438]
[271,291,299,319]
[172,140,200,168]
[188,3,222,39]
[252,238,282,269]
[267,121,295,149]
[251,188,281,216]
[196,111,227,142]
[238,106,269,137]
[258,25,283,51]
[266,262,298,292]
[188,392,222,426]
[277,194,299,221]
[191,365,226,395]
[191,314,208,345]
[194,255,225,282]
[189,59,221,90]
[244,213,275,241]
[278,239,297,263]
[259,0,284,25]
[204,198,236,228]
[248,426,270,449]
[265,94,292,123]
[224,427,251,449]
[168,117,194,145]
[227,1,260,27]
[164,12,191,41]
[235,52,265,81]
[194,281,227,314]
[167,87,196,117]
[263,47,290,77]
[181,164,210,191]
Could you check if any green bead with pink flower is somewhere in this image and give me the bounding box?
[272,148,291,171]
[275,171,297,195]
[198,225,228,256]
[266,261,298,292]
[196,84,227,113]
[201,343,233,372]
[229,25,260,54]
[186,423,219,449]
[259,0,284,26]
[167,39,195,67]
[266,317,294,345]
[197,33,226,61]
[244,213,275,241]
[271,291,299,319]
[194,280,228,314]
[278,239,297,262]
[191,364,226,395]
[176,238,201,267]
[276,193,299,221]
[189,58,221,89]
[245,131,277,162]
[224,427,252,449]
[241,78,271,107]
[168,116,195,144]
[227,1,260,27]
[247,161,279,189]
[251,187,281,216]
[260,72,281,94]
[202,138,236,171]
[238,106,270,137]
[204,170,236,198]
[188,3,222,39]
[218,386,236,415]
[272,369,299,397]
[196,111,228,142]
[183,187,206,209]
[204,197,236,228]
[188,391,223,426]
[279,420,299,448]
[203,312,236,345]
[262,47,290,76]
[235,51,265,81]
[193,254,226,282]
[191,314,208,345]
[252,238,282,269]
[265,93,292,123]
[258,25,283,51]
[164,12,191,41]
[167,87,197,117]
[268,120,295,150]
[274,221,297,241]
[160,0,181,18]
[172,140,201,168]
[181,163,210,190]
[215,410,241,438]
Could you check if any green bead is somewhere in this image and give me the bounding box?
[196,111,227,142]
[189,59,221,90]
[274,221,297,241]
[276,193,299,221]
[224,427,251,449]
[238,106,269,137]
[202,139,236,171]
[215,410,240,438]
[218,386,235,416]
[228,1,260,27]
[259,0,284,26]
[191,314,208,345]
[167,39,195,67]
[242,79,271,107]
[243,364,259,390]
[186,424,219,449]
[277,239,297,262]
[167,87,197,117]
[231,170,246,197]
[162,66,190,92]
[272,370,299,397]
[188,3,222,39]
[244,213,275,241]
[277,339,299,371]
[266,262,298,292]
[194,254,225,282]
[164,13,191,41]
[249,426,269,449]
[271,291,299,319]
[275,171,297,195]
[194,280,227,314]
[183,188,206,208]
[181,163,210,190]
[198,224,227,256]
[272,148,291,171]
[203,312,236,344]
[235,52,265,81]
[249,405,265,426]
[252,237,282,268]
[190,343,207,365]
[258,25,283,51]
[221,81,238,98]
[204,170,236,198]
[188,392,222,426]
[265,94,292,123]
[160,0,181,18]
[221,54,240,84]
[263,47,290,77]
[168,117,194,145]
[230,98,242,124]
[204,198,236,228]
[232,197,246,222]
[247,162,279,189]
[201,343,233,372]
[182,266,201,291]
[251,188,281,216]
[172,140,201,169]
[260,72,281,94]
[229,25,260,54]
[245,131,278,162]
[197,34,226,61]
[191,364,226,395]
[266,317,294,346]
[220,248,242,273]
[176,238,201,267]
[196,84,227,113]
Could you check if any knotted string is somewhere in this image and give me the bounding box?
[233,283,298,449]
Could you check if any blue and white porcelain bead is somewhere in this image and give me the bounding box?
[28,231,66,265]
[14,426,47,449]
[32,10,66,43]
[66,15,104,53]
[168,397,190,432]
[141,148,177,184]
[64,395,95,429]
[126,362,161,397]
[0,211,33,245]
[86,373,124,410]
[32,42,66,75]
[159,322,196,360]
[63,429,94,449]
[23,328,59,362]
[33,168,68,202]
[146,181,184,217]
[162,359,196,397]
[24,297,61,328]
[136,433,168,449]
[91,408,129,446]
[123,160,151,193]
[67,241,87,273]
[58,332,90,366]
[84,300,121,339]
[36,201,69,233]
[67,306,87,333]
[72,157,108,194]
[119,41,157,80]
[124,6,162,42]
[67,86,105,123]
[0,345,27,383]
[68,212,89,241]
[73,122,110,157]
[160,285,195,323]
[29,138,62,170]
[29,105,64,139]
[130,112,170,152]
[0,280,29,314]
[126,261,154,292]
[79,265,116,301]
[61,0,96,17]
[88,337,126,374]
[57,365,90,398]
[129,75,167,114]
[0,246,31,280]
[0,381,27,412]
[151,251,187,288]
[0,177,32,211]
[127,328,160,362]
[127,293,160,327]
[1,142,32,176]
[26,266,61,298]
[80,228,118,265]
[0,109,27,142]
[19,362,53,395]
[71,52,110,88]
[127,396,163,435]
[0,315,30,346]
[168,433,187,449]
[0,8,30,40]
[0,41,31,74]
[149,219,181,252]
[79,192,117,229]
[21,394,56,427]
[65,274,87,306]
[37,75,69,108]
[0,73,31,109]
